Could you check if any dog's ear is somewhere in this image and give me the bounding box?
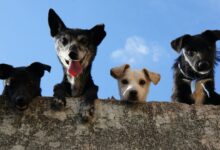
[0,64,14,79]
[143,69,160,85]
[48,8,66,37]
[202,30,220,43]
[110,64,130,79]
[28,62,51,78]
[90,24,106,46]
[171,34,191,53]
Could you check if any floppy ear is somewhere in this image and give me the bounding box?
[90,24,106,46]
[110,64,130,79]
[202,30,220,43]
[48,8,66,37]
[143,68,161,85]
[28,62,51,78]
[171,34,191,53]
[0,64,14,79]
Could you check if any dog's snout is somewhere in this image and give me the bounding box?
[129,90,138,97]
[15,96,26,106]
[197,61,210,71]
[69,51,78,60]
[69,45,77,51]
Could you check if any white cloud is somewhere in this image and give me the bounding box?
[111,36,149,64]
[111,36,168,64]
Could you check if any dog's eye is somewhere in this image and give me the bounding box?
[121,79,128,85]
[61,37,68,46]
[79,37,88,45]
[186,50,195,57]
[139,79,146,86]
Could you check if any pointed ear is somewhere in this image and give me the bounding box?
[110,64,130,79]
[0,64,14,79]
[90,24,106,46]
[171,34,191,53]
[202,30,220,43]
[48,8,66,37]
[28,62,51,78]
[143,68,160,85]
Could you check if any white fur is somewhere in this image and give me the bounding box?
[54,38,76,86]
[122,85,133,97]
[67,76,75,86]
[201,83,210,98]
[4,79,10,86]
[55,39,71,69]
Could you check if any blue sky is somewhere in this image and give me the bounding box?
[0,0,220,101]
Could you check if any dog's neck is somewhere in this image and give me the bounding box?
[178,62,212,97]
[65,65,92,97]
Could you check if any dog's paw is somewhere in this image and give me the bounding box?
[79,103,94,123]
[50,97,66,111]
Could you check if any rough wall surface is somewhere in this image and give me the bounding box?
[0,96,220,150]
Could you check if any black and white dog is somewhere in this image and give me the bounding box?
[48,9,106,109]
[171,30,220,105]
[0,62,51,110]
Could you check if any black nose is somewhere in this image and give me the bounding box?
[69,51,78,60]
[15,96,26,107]
[197,61,210,71]
[129,90,138,97]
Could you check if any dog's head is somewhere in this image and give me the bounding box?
[171,30,220,78]
[0,62,51,110]
[110,64,160,102]
[48,9,106,77]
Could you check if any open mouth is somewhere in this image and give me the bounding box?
[65,59,83,77]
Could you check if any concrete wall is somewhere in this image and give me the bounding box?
[0,96,220,150]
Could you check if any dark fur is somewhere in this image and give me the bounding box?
[48,9,106,109]
[171,30,220,105]
[0,62,51,110]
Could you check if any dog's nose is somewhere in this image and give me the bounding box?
[69,51,78,60]
[197,61,210,71]
[15,96,26,106]
[129,90,138,97]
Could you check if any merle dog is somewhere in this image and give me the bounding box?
[0,62,51,110]
[171,30,220,105]
[48,9,106,110]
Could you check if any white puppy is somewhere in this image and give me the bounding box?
[110,64,161,102]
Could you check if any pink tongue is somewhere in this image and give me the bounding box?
[68,60,82,77]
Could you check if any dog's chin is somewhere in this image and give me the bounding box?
[196,69,211,75]
[192,67,211,76]
[127,96,139,102]
[15,105,28,111]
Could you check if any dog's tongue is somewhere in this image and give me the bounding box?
[68,60,82,77]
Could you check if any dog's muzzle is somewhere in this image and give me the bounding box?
[182,49,211,75]
[15,96,28,111]
[196,61,210,73]
[128,90,138,101]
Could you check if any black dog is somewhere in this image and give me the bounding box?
[171,30,220,105]
[0,62,51,110]
[48,9,106,109]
